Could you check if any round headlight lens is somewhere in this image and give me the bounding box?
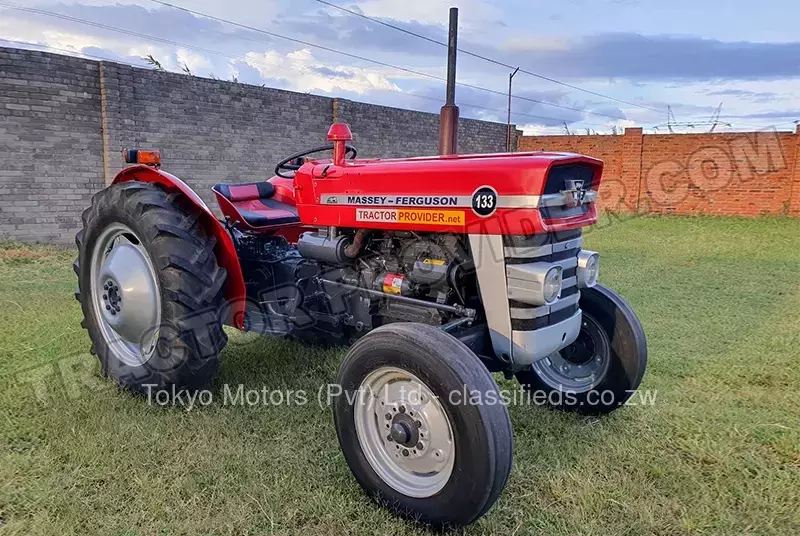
[577,250,600,288]
[542,266,562,304]
[586,255,599,283]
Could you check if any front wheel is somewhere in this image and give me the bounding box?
[333,323,513,528]
[516,284,647,415]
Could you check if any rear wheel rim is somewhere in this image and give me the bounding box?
[354,366,455,498]
[531,313,611,393]
[89,223,161,367]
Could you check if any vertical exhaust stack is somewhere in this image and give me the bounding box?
[439,7,459,156]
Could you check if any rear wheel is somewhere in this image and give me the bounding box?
[333,323,513,528]
[516,285,647,415]
[75,181,228,393]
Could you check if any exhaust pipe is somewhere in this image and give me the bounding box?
[439,7,459,156]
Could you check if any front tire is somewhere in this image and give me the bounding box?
[333,323,513,528]
[75,181,228,394]
[516,284,647,415]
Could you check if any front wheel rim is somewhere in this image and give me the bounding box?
[89,223,161,367]
[531,313,611,393]
[354,366,455,498]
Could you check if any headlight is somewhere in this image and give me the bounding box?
[576,250,600,288]
[506,262,563,306]
[542,266,562,304]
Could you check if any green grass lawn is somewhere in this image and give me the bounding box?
[1,216,799,535]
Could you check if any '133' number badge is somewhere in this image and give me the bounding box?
[471,186,498,217]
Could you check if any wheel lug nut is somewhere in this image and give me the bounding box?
[384,413,392,420]
[401,449,409,457]
[386,435,393,442]
[110,309,116,316]
[416,442,423,450]
[102,294,107,300]
[105,304,111,310]
[415,420,422,428]
[399,405,406,413]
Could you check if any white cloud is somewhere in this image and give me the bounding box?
[37,29,101,50]
[244,48,401,94]
[176,47,211,72]
[520,124,573,136]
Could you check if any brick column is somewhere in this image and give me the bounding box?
[99,62,115,184]
[789,125,800,217]
[99,62,139,184]
[331,97,341,124]
[99,61,125,184]
[621,127,644,212]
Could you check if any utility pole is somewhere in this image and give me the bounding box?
[667,105,676,133]
[506,67,520,151]
[708,102,723,132]
[439,7,459,155]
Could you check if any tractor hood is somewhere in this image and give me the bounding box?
[292,151,604,235]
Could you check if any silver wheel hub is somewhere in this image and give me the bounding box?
[532,314,610,392]
[90,223,161,367]
[354,367,455,498]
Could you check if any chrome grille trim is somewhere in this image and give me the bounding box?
[538,190,597,207]
[504,236,583,259]
[504,258,577,282]
[505,267,578,307]
[561,275,577,289]
[496,190,597,210]
[510,292,580,319]
[554,257,578,271]
[498,227,586,364]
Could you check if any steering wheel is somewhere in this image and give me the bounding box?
[275,143,357,178]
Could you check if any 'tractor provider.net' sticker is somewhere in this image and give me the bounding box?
[355,208,465,225]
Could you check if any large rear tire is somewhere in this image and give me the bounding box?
[75,181,228,394]
[516,284,647,415]
[333,323,513,528]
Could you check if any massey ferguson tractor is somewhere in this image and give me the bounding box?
[74,122,647,528]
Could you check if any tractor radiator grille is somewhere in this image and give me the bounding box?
[540,163,596,220]
[503,229,582,331]
[542,164,595,194]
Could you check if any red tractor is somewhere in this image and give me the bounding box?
[74,123,646,528]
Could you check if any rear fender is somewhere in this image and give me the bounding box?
[112,165,246,329]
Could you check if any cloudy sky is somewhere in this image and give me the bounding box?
[1,0,798,134]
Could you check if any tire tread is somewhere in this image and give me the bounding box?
[74,181,228,393]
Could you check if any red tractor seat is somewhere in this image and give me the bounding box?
[213,182,300,227]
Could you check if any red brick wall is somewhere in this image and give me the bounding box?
[519,126,800,217]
